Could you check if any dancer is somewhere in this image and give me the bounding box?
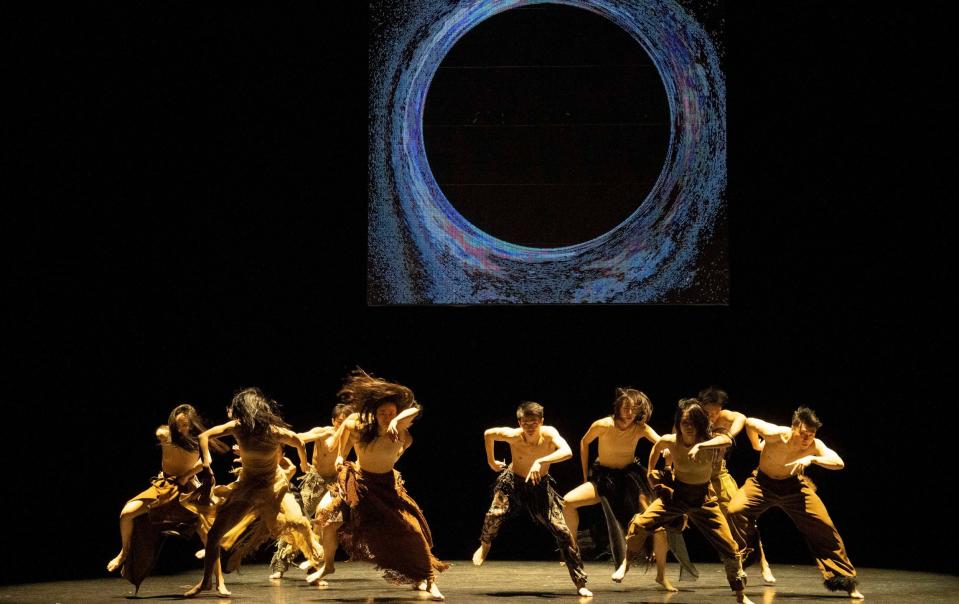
[727,407,862,598]
[268,402,352,579]
[314,369,448,600]
[615,399,752,604]
[562,388,699,591]
[106,404,229,592]
[699,386,776,584]
[473,401,592,597]
[184,387,322,597]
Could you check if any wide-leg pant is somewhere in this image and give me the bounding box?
[626,479,746,592]
[727,470,857,591]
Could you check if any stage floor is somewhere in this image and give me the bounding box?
[2,561,956,603]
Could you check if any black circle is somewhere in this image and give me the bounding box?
[423,4,670,248]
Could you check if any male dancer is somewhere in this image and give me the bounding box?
[728,407,862,598]
[268,402,351,579]
[616,399,752,604]
[562,388,697,591]
[473,401,591,598]
[698,386,776,583]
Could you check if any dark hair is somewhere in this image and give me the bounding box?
[612,388,652,424]
[697,386,728,408]
[338,368,419,446]
[167,404,229,454]
[332,402,352,421]
[516,401,545,420]
[673,398,713,444]
[791,406,822,430]
[228,387,290,448]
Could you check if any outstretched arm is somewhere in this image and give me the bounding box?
[484,427,513,472]
[275,426,311,473]
[746,417,788,439]
[334,416,359,467]
[198,420,239,468]
[724,410,747,438]
[579,421,605,482]
[785,439,845,475]
[688,433,733,460]
[298,426,335,443]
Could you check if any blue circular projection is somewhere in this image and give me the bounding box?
[369,0,726,303]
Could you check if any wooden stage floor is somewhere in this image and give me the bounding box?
[2,561,956,603]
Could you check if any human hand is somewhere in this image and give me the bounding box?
[525,461,542,485]
[488,459,507,472]
[688,444,702,461]
[387,419,401,442]
[785,456,813,475]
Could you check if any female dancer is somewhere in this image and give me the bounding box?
[184,387,322,597]
[106,404,229,592]
[615,399,752,603]
[314,369,448,600]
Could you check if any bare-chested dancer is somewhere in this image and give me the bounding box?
[184,388,322,597]
[615,399,752,604]
[107,405,230,592]
[473,401,592,598]
[313,369,448,600]
[727,407,862,599]
[699,386,776,584]
[268,402,352,579]
[562,388,697,591]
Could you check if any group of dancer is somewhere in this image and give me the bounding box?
[107,373,862,601]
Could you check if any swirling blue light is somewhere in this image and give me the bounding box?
[369,0,725,303]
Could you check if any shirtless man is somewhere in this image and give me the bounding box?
[269,402,352,579]
[727,407,862,599]
[311,370,447,600]
[699,386,776,583]
[473,401,592,598]
[616,399,752,604]
[562,388,690,591]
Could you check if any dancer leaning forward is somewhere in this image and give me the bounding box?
[616,399,753,604]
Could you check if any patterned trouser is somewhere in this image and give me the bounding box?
[270,471,332,573]
[479,468,587,588]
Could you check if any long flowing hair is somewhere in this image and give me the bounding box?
[337,368,418,446]
[228,387,290,448]
[167,404,229,454]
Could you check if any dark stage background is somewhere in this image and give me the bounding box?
[5,2,952,585]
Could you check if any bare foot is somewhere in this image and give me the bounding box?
[306,563,335,585]
[106,552,126,573]
[414,580,428,591]
[184,580,210,598]
[656,575,678,592]
[736,591,754,604]
[269,571,283,579]
[611,558,630,583]
[298,560,313,571]
[761,565,776,584]
[472,542,491,566]
[428,581,445,601]
[195,548,206,560]
[577,586,593,597]
[216,582,231,596]
[849,588,864,599]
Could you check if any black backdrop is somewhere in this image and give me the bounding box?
[5,2,952,585]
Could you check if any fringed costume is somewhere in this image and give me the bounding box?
[317,461,449,585]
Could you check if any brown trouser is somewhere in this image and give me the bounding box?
[626,480,746,592]
[711,466,768,566]
[727,470,857,591]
